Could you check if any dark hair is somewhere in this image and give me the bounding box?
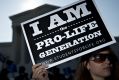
[74,46,119,80]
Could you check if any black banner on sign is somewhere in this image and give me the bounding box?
[21,0,116,68]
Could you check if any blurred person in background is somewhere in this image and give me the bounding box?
[15,66,29,80]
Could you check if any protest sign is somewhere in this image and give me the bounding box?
[21,0,116,68]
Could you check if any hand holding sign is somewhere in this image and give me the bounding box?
[32,64,49,80]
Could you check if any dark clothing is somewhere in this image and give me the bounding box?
[15,73,29,80]
[0,68,9,80]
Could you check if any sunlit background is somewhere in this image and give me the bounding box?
[0,0,119,42]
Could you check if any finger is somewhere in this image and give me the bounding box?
[42,64,48,69]
[32,64,43,78]
[35,66,47,77]
[33,68,42,79]
[37,69,48,79]
[32,65,46,79]
[35,69,43,78]
[32,64,41,70]
[32,64,48,80]
[33,69,47,80]
[32,64,48,72]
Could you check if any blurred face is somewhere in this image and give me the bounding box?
[86,50,115,79]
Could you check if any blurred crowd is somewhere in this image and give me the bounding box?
[0,47,119,80]
[0,59,74,80]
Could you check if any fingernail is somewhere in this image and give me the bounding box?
[42,64,48,68]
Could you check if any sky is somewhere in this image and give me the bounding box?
[0,0,119,42]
